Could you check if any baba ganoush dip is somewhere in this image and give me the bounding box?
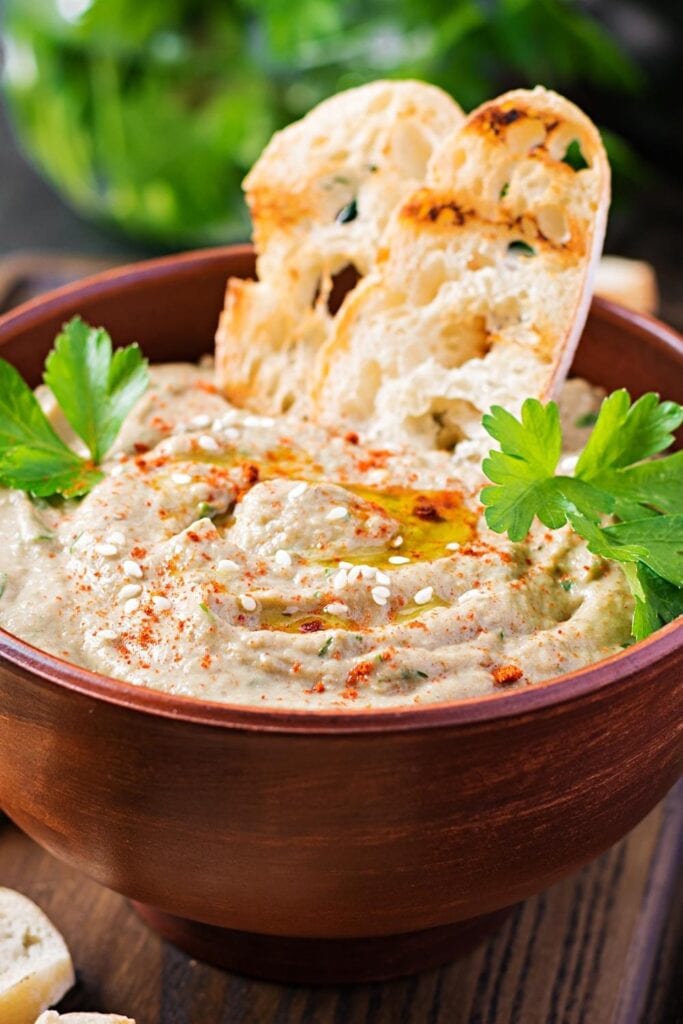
[0,368,632,708]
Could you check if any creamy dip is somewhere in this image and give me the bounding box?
[0,367,632,708]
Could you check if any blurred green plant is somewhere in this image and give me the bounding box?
[1,0,646,246]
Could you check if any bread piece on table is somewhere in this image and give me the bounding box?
[312,86,610,448]
[595,255,658,315]
[0,888,75,1024]
[35,1014,135,1023]
[215,79,463,414]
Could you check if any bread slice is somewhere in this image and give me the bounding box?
[311,86,610,448]
[595,255,658,315]
[35,1014,135,1023]
[215,79,463,414]
[0,888,75,1024]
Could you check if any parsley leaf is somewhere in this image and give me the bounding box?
[628,564,683,641]
[481,391,683,641]
[0,318,149,499]
[575,389,682,478]
[482,399,610,541]
[44,316,149,463]
[0,359,102,497]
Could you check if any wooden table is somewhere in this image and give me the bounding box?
[0,240,681,1024]
[1,779,681,1024]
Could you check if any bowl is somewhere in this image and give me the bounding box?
[0,246,681,984]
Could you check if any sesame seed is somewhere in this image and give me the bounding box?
[414,586,434,606]
[106,531,126,546]
[198,435,220,452]
[360,565,375,579]
[347,566,363,583]
[326,506,348,521]
[244,414,274,428]
[123,559,143,579]
[239,594,257,612]
[374,570,391,585]
[172,472,192,485]
[274,549,292,568]
[217,558,240,573]
[211,418,224,431]
[288,482,308,500]
[123,598,140,615]
[152,596,171,611]
[339,561,353,569]
[458,589,479,603]
[223,427,239,440]
[190,483,210,499]
[94,542,118,557]
[332,569,348,590]
[446,541,460,551]
[191,414,211,428]
[391,535,404,548]
[371,586,390,607]
[389,555,410,564]
[118,584,142,601]
[323,602,349,615]
[96,629,118,642]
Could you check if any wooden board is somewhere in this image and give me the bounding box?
[0,780,680,1024]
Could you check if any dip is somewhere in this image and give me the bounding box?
[0,368,632,707]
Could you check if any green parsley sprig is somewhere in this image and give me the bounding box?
[0,317,148,498]
[480,390,683,641]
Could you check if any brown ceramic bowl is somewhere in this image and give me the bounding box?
[0,247,681,984]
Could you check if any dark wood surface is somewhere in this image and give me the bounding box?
[0,252,681,1022]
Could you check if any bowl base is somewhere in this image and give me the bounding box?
[131,902,514,984]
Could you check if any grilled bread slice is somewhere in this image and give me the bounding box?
[595,255,658,315]
[35,1014,135,1023]
[312,87,610,448]
[215,80,463,413]
[0,888,75,1024]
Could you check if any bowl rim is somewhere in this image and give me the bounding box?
[0,244,681,735]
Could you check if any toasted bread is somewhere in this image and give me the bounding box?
[595,255,658,315]
[35,1015,135,1024]
[312,87,610,447]
[215,80,463,413]
[0,888,75,1024]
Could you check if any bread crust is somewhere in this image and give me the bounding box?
[215,80,463,414]
[311,86,610,447]
[0,887,75,1024]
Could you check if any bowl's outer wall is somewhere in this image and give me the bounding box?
[1,649,682,937]
[0,247,681,938]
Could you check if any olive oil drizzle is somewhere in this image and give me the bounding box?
[170,442,474,632]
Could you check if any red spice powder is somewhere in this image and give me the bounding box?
[355,449,392,472]
[492,664,524,687]
[243,462,260,485]
[300,619,323,633]
[345,661,373,690]
[150,416,172,433]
